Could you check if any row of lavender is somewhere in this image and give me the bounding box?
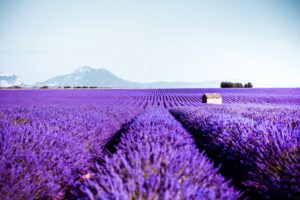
[0,105,242,199]
[1,88,299,108]
[1,89,299,199]
[76,110,241,199]
[170,104,300,199]
[0,105,141,199]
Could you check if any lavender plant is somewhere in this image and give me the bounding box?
[0,105,141,199]
[78,110,240,199]
[170,106,300,199]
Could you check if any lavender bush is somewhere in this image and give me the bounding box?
[0,105,141,199]
[170,106,300,199]
[78,109,240,199]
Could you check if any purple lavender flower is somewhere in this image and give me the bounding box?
[171,105,300,199]
[79,110,240,199]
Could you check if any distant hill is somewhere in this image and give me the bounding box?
[35,66,222,88]
[0,72,21,87]
[36,66,138,87]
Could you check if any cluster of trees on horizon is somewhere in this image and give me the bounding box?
[221,82,253,88]
[1,83,256,89]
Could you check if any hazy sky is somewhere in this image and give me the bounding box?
[0,0,299,86]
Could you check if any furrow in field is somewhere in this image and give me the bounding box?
[170,106,300,199]
[0,105,142,200]
[77,109,241,199]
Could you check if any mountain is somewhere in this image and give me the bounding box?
[36,66,223,88]
[36,66,138,87]
[0,72,21,87]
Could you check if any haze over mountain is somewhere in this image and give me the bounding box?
[36,66,222,88]
[0,72,21,87]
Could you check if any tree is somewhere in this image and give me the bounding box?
[244,82,253,88]
[221,82,253,88]
[221,82,244,88]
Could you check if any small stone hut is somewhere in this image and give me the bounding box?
[202,93,222,104]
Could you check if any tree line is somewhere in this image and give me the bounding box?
[221,82,253,88]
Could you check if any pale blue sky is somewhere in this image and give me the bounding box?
[0,0,299,86]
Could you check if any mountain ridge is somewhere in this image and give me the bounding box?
[36,66,143,88]
[35,66,225,88]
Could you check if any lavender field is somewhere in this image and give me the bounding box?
[0,88,299,200]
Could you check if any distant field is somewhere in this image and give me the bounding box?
[1,88,299,107]
[0,88,299,199]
